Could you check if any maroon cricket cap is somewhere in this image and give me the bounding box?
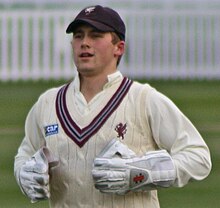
[66,5,126,40]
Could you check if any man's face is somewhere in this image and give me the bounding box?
[71,25,125,77]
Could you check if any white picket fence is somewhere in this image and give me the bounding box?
[0,8,220,80]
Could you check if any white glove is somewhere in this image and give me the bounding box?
[18,147,59,203]
[92,139,176,195]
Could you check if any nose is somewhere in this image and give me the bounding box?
[81,36,90,49]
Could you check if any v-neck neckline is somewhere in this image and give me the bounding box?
[56,77,133,147]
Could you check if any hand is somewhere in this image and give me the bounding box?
[19,147,59,203]
[92,139,176,195]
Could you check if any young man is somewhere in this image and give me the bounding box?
[14,5,211,208]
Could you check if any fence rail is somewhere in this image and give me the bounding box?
[0,9,220,80]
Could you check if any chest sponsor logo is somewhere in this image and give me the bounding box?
[44,124,59,137]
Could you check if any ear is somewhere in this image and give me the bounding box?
[114,41,125,57]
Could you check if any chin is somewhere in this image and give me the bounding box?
[77,68,95,77]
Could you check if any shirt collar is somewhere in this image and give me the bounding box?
[73,71,123,92]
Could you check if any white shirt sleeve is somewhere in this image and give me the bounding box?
[147,89,212,187]
[14,99,46,182]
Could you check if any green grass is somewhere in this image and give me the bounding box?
[0,79,219,207]
[0,80,64,208]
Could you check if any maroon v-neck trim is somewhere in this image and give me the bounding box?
[56,77,133,148]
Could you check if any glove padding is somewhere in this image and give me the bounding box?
[92,139,176,195]
[19,147,59,203]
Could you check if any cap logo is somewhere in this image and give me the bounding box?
[85,6,95,15]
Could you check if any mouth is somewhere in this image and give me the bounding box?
[79,52,94,58]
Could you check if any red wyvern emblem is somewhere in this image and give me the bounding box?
[115,123,127,140]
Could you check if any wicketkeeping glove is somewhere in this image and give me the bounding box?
[18,147,59,203]
[92,139,176,195]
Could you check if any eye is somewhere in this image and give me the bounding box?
[91,32,104,38]
[73,33,83,39]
